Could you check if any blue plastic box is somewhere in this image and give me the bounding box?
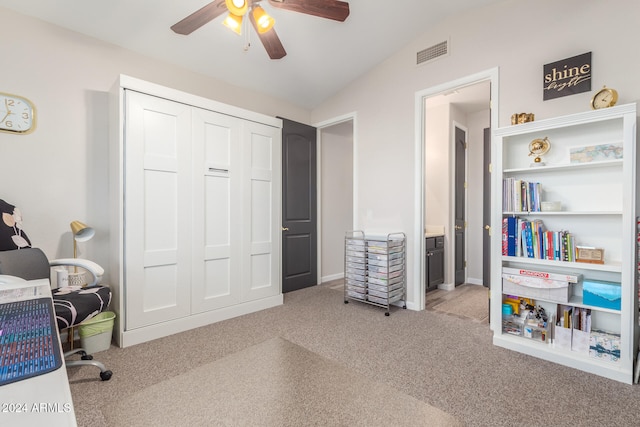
[583,279,621,310]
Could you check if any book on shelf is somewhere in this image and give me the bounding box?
[519,218,544,259]
[502,218,507,255]
[502,217,576,262]
[572,307,592,353]
[561,305,572,329]
[502,217,517,256]
[573,307,592,333]
[557,305,590,330]
[502,178,542,212]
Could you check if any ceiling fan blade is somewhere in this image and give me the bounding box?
[267,0,350,22]
[171,0,228,35]
[249,13,287,59]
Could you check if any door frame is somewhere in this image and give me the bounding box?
[314,112,358,283]
[413,68,499,314]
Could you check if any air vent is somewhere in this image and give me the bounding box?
[416,40,448,65]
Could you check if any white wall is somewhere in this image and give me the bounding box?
[320,122,353,282]
[310,0,640,306]
[0,8,309,281]
[424,103,449,233]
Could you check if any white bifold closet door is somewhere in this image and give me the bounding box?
[190,107,243,313]
[191,108,281,313]
[124,91,280,330]
[238,119,281,303]
[124,91,192,330]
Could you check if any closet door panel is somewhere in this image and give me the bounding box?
[242,122,282,301]
[124,90,192,329]
[191,108,242,313]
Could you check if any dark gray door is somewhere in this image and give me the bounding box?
[482,127,491,288]
[454,126,466,286]
[482,126,491,322]
[280,118,317,293]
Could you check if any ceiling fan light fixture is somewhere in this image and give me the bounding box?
[252,6,275,34]
[225,0,248,16]
[223,12,243,35]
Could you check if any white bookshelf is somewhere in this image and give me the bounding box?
[490,103,638,384]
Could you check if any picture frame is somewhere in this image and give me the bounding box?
[569,142,623,164]
[575,246,604,264]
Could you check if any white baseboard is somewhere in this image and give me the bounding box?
[438,282,455,291]
[466,277,484,286]
[117,294,283,348]
[321,272,344,283]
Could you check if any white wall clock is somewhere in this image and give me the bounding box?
[0,92,36,134]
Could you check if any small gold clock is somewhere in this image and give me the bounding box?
[0,92,36,134]
[590,86,618,110]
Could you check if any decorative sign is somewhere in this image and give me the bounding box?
[543,52,591,101]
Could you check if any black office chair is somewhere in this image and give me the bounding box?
[0,248,113,380]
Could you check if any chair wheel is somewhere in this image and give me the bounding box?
[100,370,113,381]
[81,354,93,360]
[385,312,390,316]
[344,300,348,304]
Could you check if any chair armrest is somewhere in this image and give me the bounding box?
[49,258,104,286]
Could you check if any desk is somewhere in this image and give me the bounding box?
[0,279,77,427]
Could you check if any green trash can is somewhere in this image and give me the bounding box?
[78,311,116,354]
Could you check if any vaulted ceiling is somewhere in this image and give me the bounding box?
[0,0,502,109]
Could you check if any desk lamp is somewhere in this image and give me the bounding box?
[71,221,94,257]
[69,220,95,286]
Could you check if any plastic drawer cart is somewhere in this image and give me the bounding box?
[344,231,407,316]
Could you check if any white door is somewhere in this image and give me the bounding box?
[191,108,243,313]
[189,109,282,311]
[124,91,192,329]
[241,120,281,301]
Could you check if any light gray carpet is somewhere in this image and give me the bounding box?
[431,286,489,322]
[103,337,461,427]
[67,283,640,427]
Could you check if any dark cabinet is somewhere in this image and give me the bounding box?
[426,236,444,291]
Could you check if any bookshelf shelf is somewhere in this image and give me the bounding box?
[504,159,622,175]
[491,103,638,384]
[493,334,629,383]
[501,256,622,273]
[567,295,621,314]
[502,211,622,216]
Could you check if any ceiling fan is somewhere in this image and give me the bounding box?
[171,0,350,60]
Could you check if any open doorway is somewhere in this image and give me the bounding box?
[414,68,498,327]
[316,116,355,285]
[424,82,490,290]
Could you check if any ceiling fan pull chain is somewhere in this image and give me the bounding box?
[243,15,251,52]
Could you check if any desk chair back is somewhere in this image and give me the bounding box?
[0,247,50,280]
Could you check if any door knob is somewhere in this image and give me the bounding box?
[455,225,462,230]
[484,225,490,230]
[281,227,289,231]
